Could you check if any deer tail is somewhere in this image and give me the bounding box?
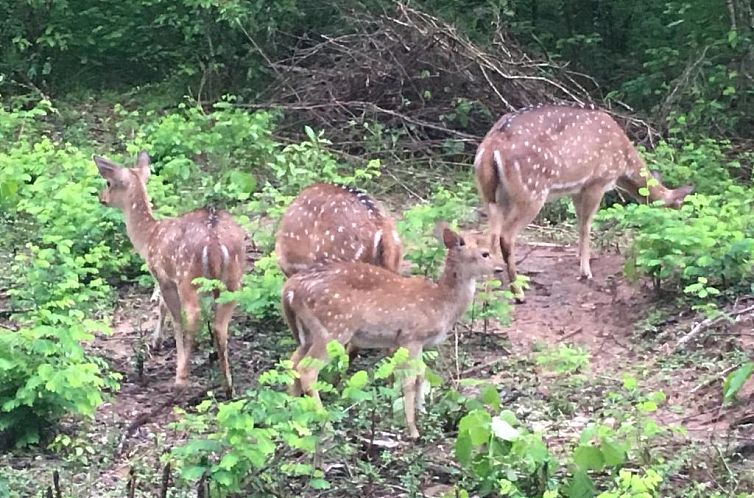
[202,242,230,298]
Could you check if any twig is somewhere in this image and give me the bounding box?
[159,462,171,498]
[557,327,584,343]
[460,357,507,377]
[127,467,136,498]
[52,470,61,498]
[674,304,754,352]
[115,393,178,457]
[689,365,740,395]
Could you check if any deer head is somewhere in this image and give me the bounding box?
[94,151,151,211]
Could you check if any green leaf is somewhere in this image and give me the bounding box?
[573,445,605,471]
[480,384,501,411]
[304,125,317,142]
[309,478,331,490]
[490,416,519,441]
[723,362,754,402]
[568,470,595,498]
[455,431,473,466]
[600,440,626,466]
[181,465,208,481]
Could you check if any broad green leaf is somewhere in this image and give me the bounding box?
[573,445,605,471]
[723,362,754,402]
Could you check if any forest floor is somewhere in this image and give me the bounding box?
[2,229,754,497]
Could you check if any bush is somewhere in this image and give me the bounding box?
[0,108,126,445]
[453,377,670,497]
[600,185,754,296]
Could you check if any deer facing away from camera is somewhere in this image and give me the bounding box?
[95,152,246,397]
[282,225,504,439]
[275,183,403,277]
[474,105,694,302]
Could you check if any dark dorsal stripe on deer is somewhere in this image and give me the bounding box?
[275,182,403,277]
[475,104,694,302]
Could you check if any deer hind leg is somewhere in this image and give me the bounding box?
[493,200,543,303]
[572,187,604,280]
[489,202,523,301]
[400,343,424,440]
[151,298,169,350]
[157,282,188,388]
[296,339,327,406]
[212,301,236,399]
[174,284,200,389]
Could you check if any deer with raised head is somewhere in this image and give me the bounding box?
[275,183,403,277]
[94,151,246,397]
[474,104,694,302]
[282,224,504,439]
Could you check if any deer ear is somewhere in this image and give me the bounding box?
[93,155,125,183]
[442,228,465,249]
[135,151,151,181]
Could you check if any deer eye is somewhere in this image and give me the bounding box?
[481,251,490,258]
[106,180,112,188]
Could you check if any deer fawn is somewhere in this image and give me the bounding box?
[94,151,246,397]
[282,224,504,439]
[475,104,694,301]
[275,183,403,277]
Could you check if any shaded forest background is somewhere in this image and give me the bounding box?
[2,0,752,142]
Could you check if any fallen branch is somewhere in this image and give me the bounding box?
[557,327,584,343]
[460,356,509,377]
[673,304,754,352]
[689,364,740,395]
[115,392,178,457]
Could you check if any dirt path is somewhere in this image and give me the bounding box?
[505,243,649,362]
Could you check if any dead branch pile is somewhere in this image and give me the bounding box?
[253,3,656,160]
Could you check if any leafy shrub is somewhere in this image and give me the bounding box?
[169,346,434,495]
[0,123,124,445]
[640,138,738,194]
[169,364,329,494]
[452,372,670,497]
[600,186,754,295]
[397,182,477,277]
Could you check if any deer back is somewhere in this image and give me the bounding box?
[475,105,643,202]
[149,207,246,290]
[475,105,692,207]
[275,183,403,276]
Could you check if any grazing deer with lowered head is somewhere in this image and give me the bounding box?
[275,183,403,277]
[282,224,504,439]
[474,104,694,302]
[94,151,246,397]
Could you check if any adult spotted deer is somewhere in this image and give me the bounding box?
[282,224,504,439]
[94,151,245,397]
[275,183,403,277]
[475,104,694,301]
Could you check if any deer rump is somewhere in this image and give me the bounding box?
[149,207,242,298]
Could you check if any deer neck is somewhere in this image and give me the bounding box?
[437,256,478,323]
[121,186,158,260]
[620,155,674,205]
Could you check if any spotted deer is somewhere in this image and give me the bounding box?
[94,151,246,397]
[475,104,694,301]
[275,183,403,277]
[282,224,504,439]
